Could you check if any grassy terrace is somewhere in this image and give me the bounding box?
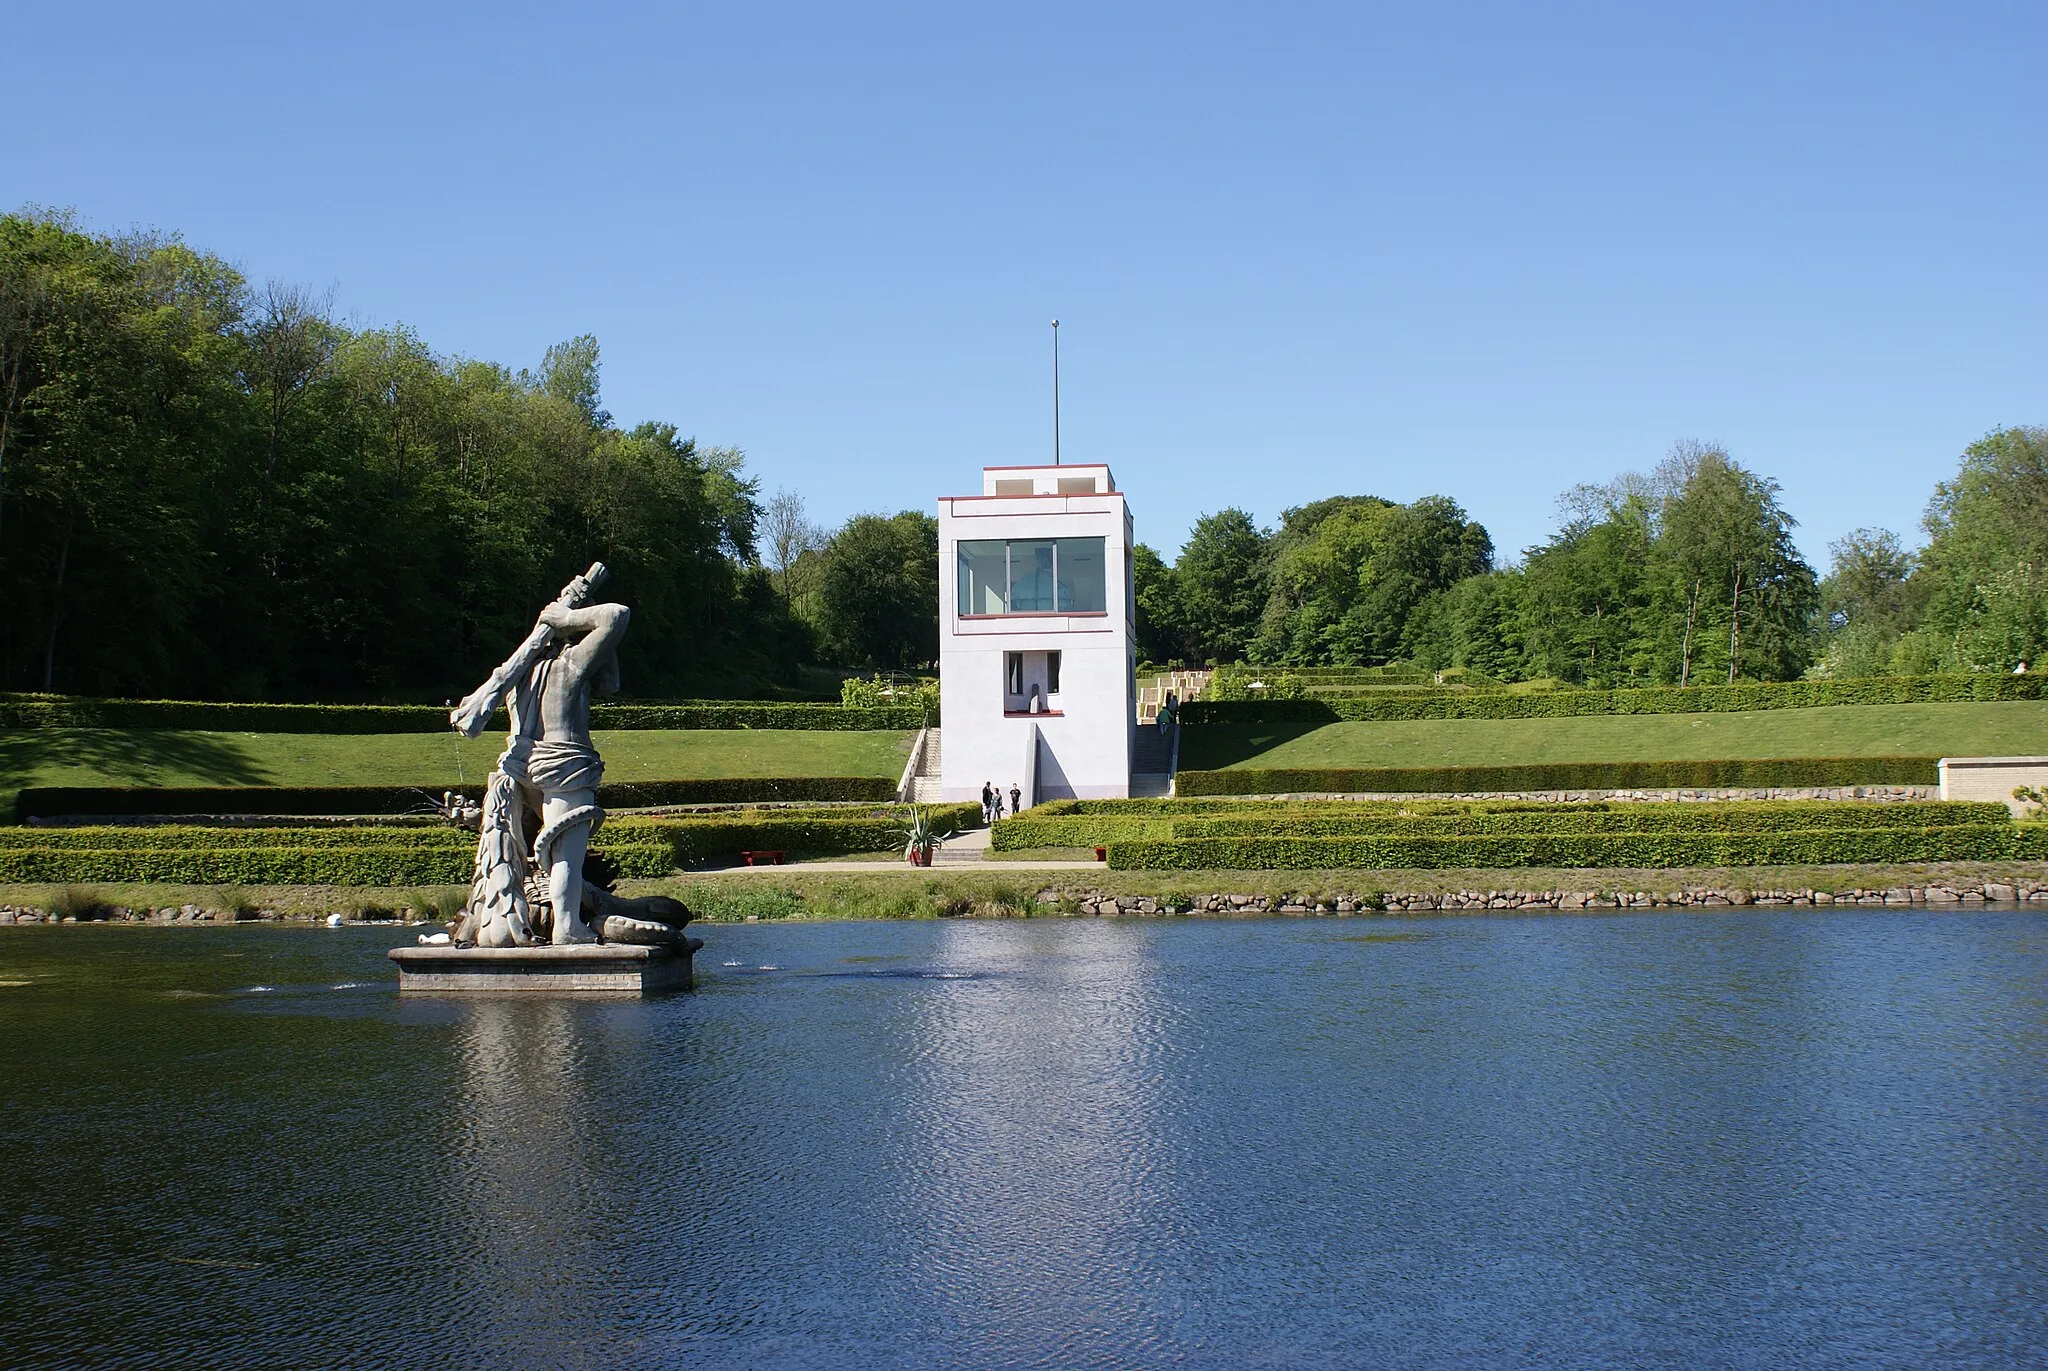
[0,728,916,793]
[1180,701,2048,771]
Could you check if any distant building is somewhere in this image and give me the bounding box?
[937,464,1135,804]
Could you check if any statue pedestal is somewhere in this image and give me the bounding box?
[388,943,694,995]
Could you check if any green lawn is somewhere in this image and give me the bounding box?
[0,729,916,792]
[1179,702,2048,771]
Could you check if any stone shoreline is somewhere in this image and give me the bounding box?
[5,873,2046,924]
[1055,878,2046,916]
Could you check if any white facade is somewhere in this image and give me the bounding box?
[938,464,1136,804]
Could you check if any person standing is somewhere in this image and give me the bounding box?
[991,786,1004,821]
[980,781,995,824]
[1009,782,1023,815]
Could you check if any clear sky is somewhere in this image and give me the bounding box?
[5,1,2042,566]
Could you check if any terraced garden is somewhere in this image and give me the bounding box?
[994,797,2047,871]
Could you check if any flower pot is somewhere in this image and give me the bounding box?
[908,847,933,867]
[1093,846,1107,862]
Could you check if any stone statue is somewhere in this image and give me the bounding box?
[445,563,698,952]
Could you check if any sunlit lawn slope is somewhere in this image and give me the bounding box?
[1179,702,2048,771]
[0,729,916,793]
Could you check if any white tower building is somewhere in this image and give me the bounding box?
[937,463,1136,804]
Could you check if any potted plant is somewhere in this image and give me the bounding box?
[901,805,952,867]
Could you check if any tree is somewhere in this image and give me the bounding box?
[1173,508,1269,663]
[811,511,939,668]
[1131,543,1182,663]
[1918,427,2048,670]
[763,488,827,598]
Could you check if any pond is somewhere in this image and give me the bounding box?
[2,913,2045,1368]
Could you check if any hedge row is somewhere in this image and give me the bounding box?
[992,798,2008,850]
[1180,673,2048,725]
[1174,757,1941,796]
[0,802,986,884]
[1106,825,2048,871]
[0,694,925,733]
[0,843,480,885]
[1172,801,2012,839]
[15,776,898,820]
[0,824,469,850]
[616,802,980,866]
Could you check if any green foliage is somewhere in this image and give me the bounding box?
[1207,667,1310,701]
[1175,757,1939,795]
[1171,801,2009,837]
[0,693,923,731]
[1106,825,2048,870]
[1171,508,1270,663]
[1180,671,2048,725]
[1131,544,1182,666]
[15,776,899,820]
[995,797,2004,849]
[810,512,939,668]
[1255,494,1493,665]
[837,673,939,715]
[0,211,809,701]
[0,802,984,884]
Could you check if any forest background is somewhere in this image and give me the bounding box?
[3,211,2043,702]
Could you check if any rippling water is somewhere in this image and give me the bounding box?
[2,914,2045,1369]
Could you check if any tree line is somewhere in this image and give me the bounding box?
[1135,430,2048,686]
[0,210,940,700]
[4,210,2038,700]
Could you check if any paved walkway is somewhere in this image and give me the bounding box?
[683,824,1105,875]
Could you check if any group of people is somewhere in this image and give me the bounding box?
[980,781,1024,824]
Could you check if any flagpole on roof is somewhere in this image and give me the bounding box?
[1051,318,1061,466]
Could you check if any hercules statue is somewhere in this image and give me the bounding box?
[445,563,696,951]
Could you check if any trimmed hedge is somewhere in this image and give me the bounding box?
[0,824,467,850]
[0,844,477,884]
[0,693,925,732]
[990,816,1176,850]
[15,776,898,820]
[1107,825,2048,871]
[1171,801,2012,838]
[617,802,980,866]
[1180,673,2048,726]
[1174,757,1941,796]
[0,802,985,884]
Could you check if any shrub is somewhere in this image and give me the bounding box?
[1173,757,1940,796]
[15,776,899,820]
[989,815,1176,850]
[1179,672,2048,726]
[1106,825,2048,871]
[1169,801,2010,838]
[0,692,926,733]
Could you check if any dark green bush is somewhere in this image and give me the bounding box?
[0,824,468,850]
[1179,673,2048,726]
[989,816,1176,850]
[15,776,899,820]
[1107,825,2048,871]
[1171,801,2010,838]
[0,844,477,885]
[1174,757,1940,796]
[0,692,926,733]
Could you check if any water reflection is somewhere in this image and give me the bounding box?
[888,921,1192,1362]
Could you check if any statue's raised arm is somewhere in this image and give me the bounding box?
[448,562,609,739]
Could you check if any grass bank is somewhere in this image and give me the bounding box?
[5,862,2043,923]
[0,728,915,793]
[1179,701,2048,772]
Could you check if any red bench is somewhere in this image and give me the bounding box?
[740,849,787,866]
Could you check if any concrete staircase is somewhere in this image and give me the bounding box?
[910,727,944,803]
[1131,721,1175,799]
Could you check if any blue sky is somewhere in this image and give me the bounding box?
[5,2,2042,565]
